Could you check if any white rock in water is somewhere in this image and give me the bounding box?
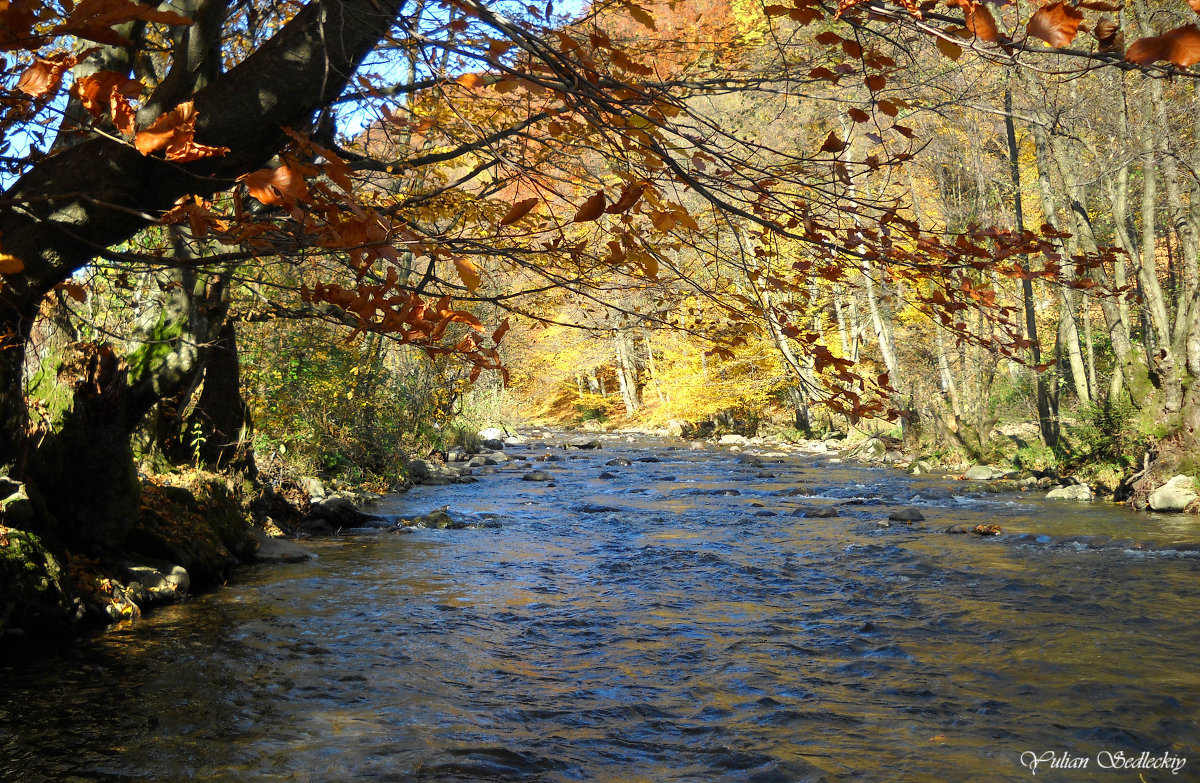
[1148,475,1198,512]
[719,434,748,445]
[1046,484,1093,501]
[478,427,507,441]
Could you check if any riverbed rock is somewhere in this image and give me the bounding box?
[478,427,507,441]
[888,508,925,523]
[252,532,314,564]
[522,471,555,482]
[1148,475,1198,512]
[718,434,748,446]
[480,438,506,451]
[1046,484,1093,501]
[963,465,1008,481]
[564,437,602,450]
[598,471,618,479]
[848,437,887,462]
[606,457,633,467]
[791,507,838,518]
[298,477,326,499]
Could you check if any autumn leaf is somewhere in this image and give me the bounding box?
[16,52,83,98]
[626,2,656,30]
[492,318,511,344]
[605,182,646,213]
[809,66,841,83]
[651,211,677,231]
[1094,16,1123,52]
[56,282,87,303]
[74,71,142,134]
[453,258,481,293]
[573,190,606,222]
[0,254,24,274]
[865,74,887,91]
[240,165,309,206]
[54,0,193,45]
[964,4,1000,43]
[1126,24,1200,67]
[136,102,228,161]
[847,107,871,123]
[878,99,899,117]
[820,131,846,152]
[936,36,962,59]
[500,197,539,225]
[1027,2,1084,48]
[456,72,485,89]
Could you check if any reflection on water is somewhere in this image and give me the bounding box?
[2,439,1199,782]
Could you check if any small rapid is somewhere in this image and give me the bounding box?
[2,435,1198,782]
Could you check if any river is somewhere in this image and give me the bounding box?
[2,435,1198,782]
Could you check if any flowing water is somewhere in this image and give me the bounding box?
[2,436,1199,782]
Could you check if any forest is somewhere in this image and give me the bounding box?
[1,0,1200,635]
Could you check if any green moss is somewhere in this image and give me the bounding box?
[0,528,72,633]
[126,316,184,382]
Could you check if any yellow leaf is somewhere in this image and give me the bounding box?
[453,257,481,293]
[936,37,962,60]
[456,73,485,89]
[0,254,24,274]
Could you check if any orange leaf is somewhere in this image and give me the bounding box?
[0,254,24,274]
[456,72,485,89]
[56,282,87,303]
[55,0,192,45]
[500,197,539,225]
[965,4,999,42]
[573,190,606,222]
[1027,2,1084,47]
[491,318,511,344]
[74,72,142,134]
[240,165,309,206]
[1191,0,1200,12]
[1126,24,1200,67]
[16,55,76,98]
[453,258,481,293]
[134,101,196,155]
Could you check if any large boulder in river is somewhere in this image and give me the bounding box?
[888,508,925,523]
[718,434,748,446]
[480,438,506,451]
[564,437,602,450]
[478,427,507,441]
[1148,475,1198,512]
[1046,484,1093,502]
[847,437,887,462]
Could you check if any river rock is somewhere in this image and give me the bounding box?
[848,437,887,462]
[252,532,314,564]
[718,434,748,446]
[446,448,467,463]
[299,476,326,499]
[598,471,618,479]
[1148,475,1198,512]
[503,435,527,446]
[792,507,838,518]
[963,465,1007,481]
[478,427,507,441]
[481,438,506,451]
[906,459,938,476]
[564,437,602,450]
[888,508,925,523]
[1046,484,1093,501]
[522,471,554,482]
[606,457,633,467]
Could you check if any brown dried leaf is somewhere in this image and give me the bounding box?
[964,3,1000,42]
[500,197,539,225]
[1027,2,1084,47]
[847,107,871,122]
[936,36,963,59]
[573,190,606,222]
[820,131,847,152]
[1126,24,1200,66]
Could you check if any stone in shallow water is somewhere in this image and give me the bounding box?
[1148,475,1198,512]
[606,457,633,467]
[888,508,925,523]
[522,471,554,482]
[1046,484,1092,501]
